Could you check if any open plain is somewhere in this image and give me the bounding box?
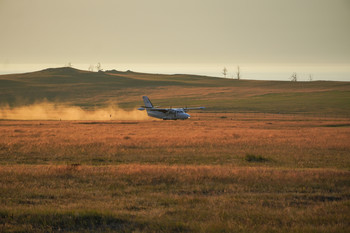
[0,68,350,232]
[1,113,350,232]
[2,0,350,231]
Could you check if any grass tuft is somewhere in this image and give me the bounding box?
[245,153,269,162]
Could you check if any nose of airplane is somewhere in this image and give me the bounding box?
[179,113,190,119]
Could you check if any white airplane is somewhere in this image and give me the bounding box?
[138,96,205,120]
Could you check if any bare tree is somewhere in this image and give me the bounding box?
[96,62,102,72]
[88,65,94,72]
[222,67,227,78]
[290,72,297,82]
[308,74,313,82]
[236,66,241,80]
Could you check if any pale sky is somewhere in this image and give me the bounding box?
[1,0,350,69]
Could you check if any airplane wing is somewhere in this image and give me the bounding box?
[138,107,171,113]
[183,107,205,112]
[149,108,171,113]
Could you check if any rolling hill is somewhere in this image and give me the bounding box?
[1,67,349,115]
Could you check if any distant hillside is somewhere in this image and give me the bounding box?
[1,67,350,115]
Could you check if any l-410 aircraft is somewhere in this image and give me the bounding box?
[138,96,205,120]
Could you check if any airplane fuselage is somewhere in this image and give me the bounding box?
[147,108,190,120]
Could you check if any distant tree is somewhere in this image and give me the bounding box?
[88,65,94,72]
[96,62,102,72]
[66,62,72,68]
[290,72,298,82]
[308,74,313,82]
[236,66,241,80]
[222,67,227,78]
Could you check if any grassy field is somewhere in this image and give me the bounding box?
[1,114,349,232]
[0,68,349,232]
[1,67,350,116]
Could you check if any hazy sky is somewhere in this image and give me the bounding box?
[1,0,350,67]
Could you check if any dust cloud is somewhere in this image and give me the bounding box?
[0,102,148,120]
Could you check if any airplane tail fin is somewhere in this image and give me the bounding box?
[142,96,154,108]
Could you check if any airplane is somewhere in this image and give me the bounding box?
[138,96,205,120]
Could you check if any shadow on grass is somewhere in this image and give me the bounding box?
[0,210,191,232]
[323,123,350,128]
[245,153,269,163]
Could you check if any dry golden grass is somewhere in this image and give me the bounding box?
[0,113,349,232]
[1,113,349,167]
[1,164,349,232]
